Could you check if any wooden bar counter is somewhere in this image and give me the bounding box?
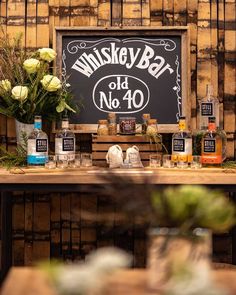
[0,167,236,187]
[2,267,236,295]
[0,166,236,282]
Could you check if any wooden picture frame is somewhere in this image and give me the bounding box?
[54,26,190,133]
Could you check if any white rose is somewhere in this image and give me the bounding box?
[23,58,40,74]
[12,86,28,101]
[0,79,11,92]
[38,48,57,62]
[41,75,62,92]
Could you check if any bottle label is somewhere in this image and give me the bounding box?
[34,122,42,129]
[202,155,222,164]
[203,139,215,153]
[201,102,213,116]
[55,138,75,160]
[27,138,48,165]
[173,139,185,152]
[27,155,47,165]
[63,138,75,151]
[36,139,48,153]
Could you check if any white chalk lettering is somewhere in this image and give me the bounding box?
[72,43,174,80]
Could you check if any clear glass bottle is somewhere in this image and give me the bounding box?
[201,117,225,167]
[146,119,158,136]
[27,115,48,166]
[108,112,117,135]
[172,116,192,164]
[97,119,109,136]
[142,114,151,134]
[199,84,219,130]
[55,116,75,161]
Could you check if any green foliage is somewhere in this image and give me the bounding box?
[0,134,27,169]
[100,175,236,233]
[0,31,77,123]
[222,161,236,169]
[152,185,235,233]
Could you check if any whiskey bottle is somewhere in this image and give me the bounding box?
[199,84,219,130]
[201,117,224,167]
[55,116,75,161]
[172,116,192,164]
[27,115,48,166]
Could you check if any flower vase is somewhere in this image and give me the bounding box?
[15,119,34,147]
[146,227,212,292]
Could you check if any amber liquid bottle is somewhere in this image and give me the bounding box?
[201,117,223,167]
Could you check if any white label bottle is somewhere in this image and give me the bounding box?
[27,116,48,166]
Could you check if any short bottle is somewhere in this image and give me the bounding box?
[97,119,109,136]
[199,84,219,130]
[142,114,151,134]
[108,112,117,135]
[172,116,192,164]
[146,119,158,136]
[55,116,75,161]
[201,117,225,167]
[27,115,48,166]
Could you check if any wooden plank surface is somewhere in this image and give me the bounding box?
[2,268,236,295]
[0,167,236,185]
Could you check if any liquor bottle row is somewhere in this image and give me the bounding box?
[26,84,225,167]
[27,116,75,166]
[172,116,226,167]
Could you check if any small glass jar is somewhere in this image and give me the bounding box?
[146,119,158,136]
[142,113,151,134]
[97,119,109,136]
[108,112,117,135]
[119,117,136,135]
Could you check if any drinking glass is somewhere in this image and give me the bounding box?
[149,154,161,168]
[81,153,92,167]
[57,154,68,169]
[162,154,175,168]
[190,155,202,169]
[45,155,56,169]
[68,153,81,168]
[177,155,188,169]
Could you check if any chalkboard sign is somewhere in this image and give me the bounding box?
[55,27,190,132]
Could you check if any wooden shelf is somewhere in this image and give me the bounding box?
[0,167,235,186]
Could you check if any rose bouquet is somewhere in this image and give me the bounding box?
[0,33,76,124]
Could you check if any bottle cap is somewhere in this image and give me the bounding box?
[142,113,151,119]
[208,117,216,123]
[108,112,116,118]
[179,116,186,120]
[206,84,213,96]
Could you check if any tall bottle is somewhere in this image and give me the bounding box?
[201,117,225,167]
[199,84,219,130]
[55,116,75,161]
[27,115,48,166]
[172,116,192,164]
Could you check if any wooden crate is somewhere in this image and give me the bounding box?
[92,135,162,167]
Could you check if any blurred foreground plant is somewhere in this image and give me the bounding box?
[99,174,236,234]
[40,247,132,295]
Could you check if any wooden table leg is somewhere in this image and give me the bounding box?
[1,191,12,283]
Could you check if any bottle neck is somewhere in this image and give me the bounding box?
[179,119,186,131]
[34,119,42,130]
[61,120,69,129]
[206,85,213,100]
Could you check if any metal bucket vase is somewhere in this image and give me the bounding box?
[15,119,34,147]
[147,227,212,292]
